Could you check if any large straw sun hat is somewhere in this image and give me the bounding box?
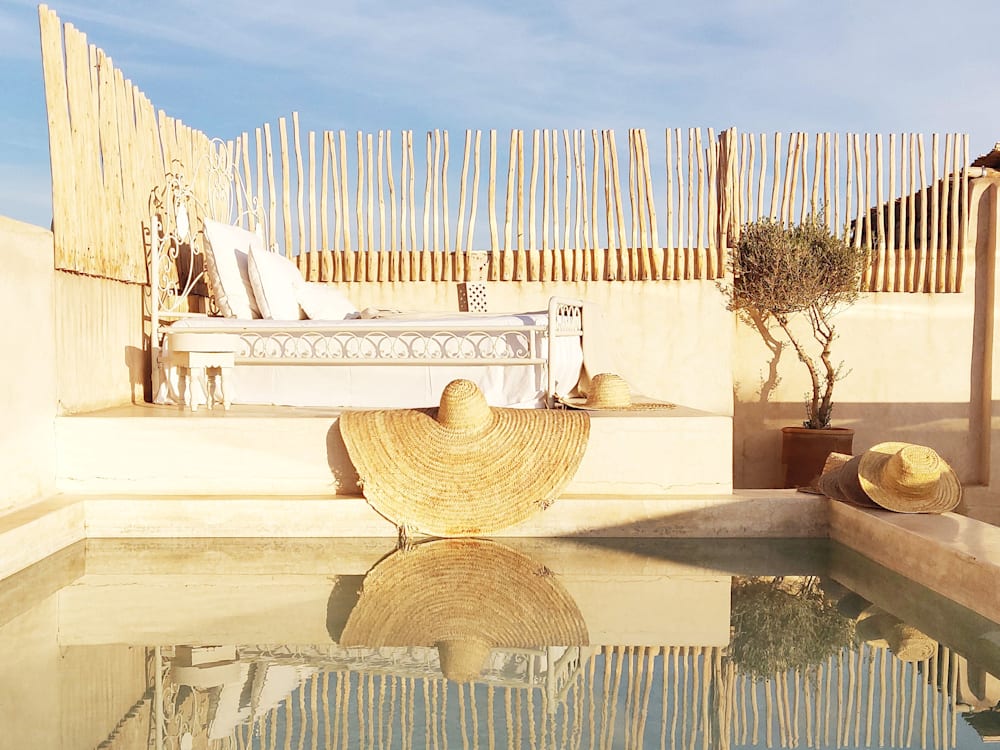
[340,379,590,537]
[337,538,589,683]
[558,373,676,411]
[857,442,961,514]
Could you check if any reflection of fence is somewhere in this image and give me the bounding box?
[154,643,976,749]
[40,5,971,291]
[726,644,964,750]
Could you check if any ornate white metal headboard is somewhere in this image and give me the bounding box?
[147,141,266,395]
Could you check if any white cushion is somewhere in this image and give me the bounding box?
[298,282,359,320]
[202,219,262,318]
[247,245,304,320]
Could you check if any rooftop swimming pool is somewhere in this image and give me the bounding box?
[1,537,997,749]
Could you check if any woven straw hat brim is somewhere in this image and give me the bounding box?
[339,539,589,651]
[341,407,589,537]
[858,442,961,514]
[558,395,677,411]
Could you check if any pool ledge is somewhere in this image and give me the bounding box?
[2,492,999,625]
[829,501,1000,624]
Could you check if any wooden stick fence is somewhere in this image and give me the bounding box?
[41,6,972,293]
[39,4,235,284]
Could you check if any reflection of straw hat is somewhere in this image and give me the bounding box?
[558,373,676,411]
[338,538,589,682]
[857,442,961,514]
[817,454,879,508]
[340,379,589,536]
[856,611,938,662]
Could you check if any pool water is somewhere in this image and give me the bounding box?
[0,537,997,749]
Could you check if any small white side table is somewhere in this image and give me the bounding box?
[165,331,240,411]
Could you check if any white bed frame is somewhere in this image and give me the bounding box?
[147,145,586,408]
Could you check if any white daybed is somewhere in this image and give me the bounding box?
[148,155,588,410]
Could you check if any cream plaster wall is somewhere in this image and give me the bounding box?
[54,270,145,413]
[0,218,55,514]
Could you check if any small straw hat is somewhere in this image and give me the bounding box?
[337,538,589,683]
[817,453,879,508]
[558,373,676,411]
[855,610,938,662]
[857,442,961,514]
[340,379,590,537]
[800,451,851,495]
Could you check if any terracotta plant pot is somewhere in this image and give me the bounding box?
[780,426,855,489]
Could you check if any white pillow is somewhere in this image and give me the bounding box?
[298,281,359,320]
[202,219,263,318]
[247,245,305,320]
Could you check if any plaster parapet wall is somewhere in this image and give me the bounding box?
[54,270,144,414]
[0,218,55,513]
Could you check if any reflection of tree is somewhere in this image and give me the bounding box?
[730,576,856,680]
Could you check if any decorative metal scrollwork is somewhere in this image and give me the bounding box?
[235,329,535,362]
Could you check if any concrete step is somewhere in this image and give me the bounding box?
[55,403,733,496]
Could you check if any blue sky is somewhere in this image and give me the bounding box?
[1,0,998,230]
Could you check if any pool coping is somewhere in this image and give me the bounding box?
[1,491,998,624]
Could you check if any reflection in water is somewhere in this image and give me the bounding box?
[157,643,988,749]
[0,537,997,749]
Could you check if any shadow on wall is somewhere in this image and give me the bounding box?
[734,400,981,490]
[124,346,148,405]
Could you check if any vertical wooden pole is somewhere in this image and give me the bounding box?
[321,130,330,257]
[610,129,629,281]
[422,130,432,279]
[277,117,293,257]
[292,113,307,262]
[377,131,387,280]
[778,133,793,227]
[768,132,782,221]
[426,129,438,274]
[675,128,687,279]
[442,129,451,280]
[408,131,417,275]
[399,130,410,279]
[387,130,398,279]
[454,131,467,280]
[939,132,952,293]
[307,129,319,278]
[517,130,526,279]
[642,129,662,281]
[503,129,517,276]
[887,133,897,290]
[900,133,910,291]
[959,133,969,292]
[488,129,499,280]
[602,130,614,280]
[948,132,961,292]
[665,129,675,280]
[686,128,696,278]
[467,130,482,270]
[563,128,574,278]
[930,133,941,293]
[588,130,598,278]
[696,128,708,277]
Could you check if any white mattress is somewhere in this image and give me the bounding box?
[159,312,584,409]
